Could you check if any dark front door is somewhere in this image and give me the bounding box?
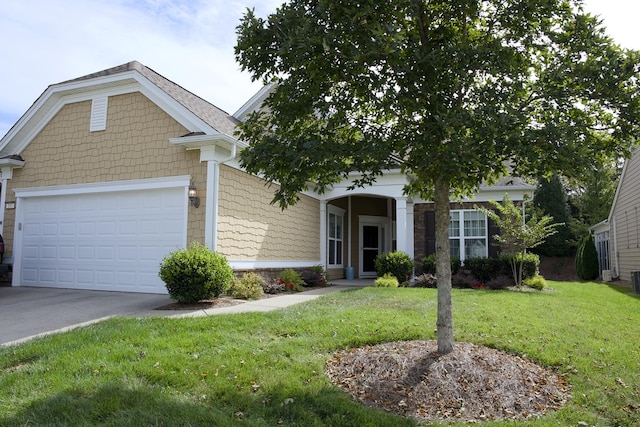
[362,225,380,275]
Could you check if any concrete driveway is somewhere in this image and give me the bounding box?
[0,286,174,346]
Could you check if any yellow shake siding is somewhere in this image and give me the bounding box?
[217,165,320,261]
[612,151,640,281]
[3,92,207,256]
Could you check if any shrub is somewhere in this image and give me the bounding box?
[159,243,233,303]
[374,273,399,287]
[301,265,327,286]
[374,251,413,282]
[575,234,599,280]
[499,253,540,283]
[277,269,305,292]
[411,273,437,288]
[229,272,264,300]
[421,254,461,275]
[464,257,503,284]
[263,279,285,294]
[524,274,547,290]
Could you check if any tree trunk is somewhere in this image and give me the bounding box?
[434,178,454,354]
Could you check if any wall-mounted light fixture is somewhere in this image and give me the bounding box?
[5,201,15,210]
[188,183,200,208]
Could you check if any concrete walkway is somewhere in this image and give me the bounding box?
[0,280,370,346]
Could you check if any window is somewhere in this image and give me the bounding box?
[328,205,345,267]
[449,210,487,261]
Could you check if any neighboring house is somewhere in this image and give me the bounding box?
[0,61,533,293]
[593,147,640,283]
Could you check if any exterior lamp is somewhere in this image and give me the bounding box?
[188,184,200,208]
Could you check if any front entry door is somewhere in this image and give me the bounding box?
[360,217,388,278]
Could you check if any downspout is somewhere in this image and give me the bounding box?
[612,217,620,279]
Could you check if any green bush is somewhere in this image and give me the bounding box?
[374,273,399,287]
[575,234,599,280]
[464,257,503,284]
[374,251,413,282]
[421,254,461,275]
[229,272,265,300]
[499,253,540,281]
[523,274,547,290]
[301,265,327,286]
[159,243,233,303]
[277,269,305,292]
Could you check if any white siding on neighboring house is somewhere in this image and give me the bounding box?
[609,148,640,281]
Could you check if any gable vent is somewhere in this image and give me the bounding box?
[90,96,108,132]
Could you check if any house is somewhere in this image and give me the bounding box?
[592,147,640,284]
[0,61,534,293]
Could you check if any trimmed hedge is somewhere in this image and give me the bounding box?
[420,254,461,275]
[374,251,414,283]
[159,243,234,303]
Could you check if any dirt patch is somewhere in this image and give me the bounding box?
[326,340,570,423]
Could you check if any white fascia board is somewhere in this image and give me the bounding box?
[2,70,220,156]
[13,175,191,198]
[169,133,248,151]
[590,219,610,233]
[233,82,276,121]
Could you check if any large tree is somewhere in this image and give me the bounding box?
[235,0,640,354]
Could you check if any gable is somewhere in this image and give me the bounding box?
[16,92,195,187]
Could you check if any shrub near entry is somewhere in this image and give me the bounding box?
[374,251,414,283]
[159,243,234,303]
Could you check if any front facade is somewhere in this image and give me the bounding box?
[0,61,533,293]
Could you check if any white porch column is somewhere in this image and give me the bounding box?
[0,178,7,235]
[320,201,327,268]
[406,199,414,260]
[204,161,219,250]
[395,197,407,254]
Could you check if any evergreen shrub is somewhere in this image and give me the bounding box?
[421,254,461,275]
[159,243,233,303]
[575,234,600,280]
[374,251,414,282]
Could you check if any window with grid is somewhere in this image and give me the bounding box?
[328,206,344,267]
[449,210,487,261]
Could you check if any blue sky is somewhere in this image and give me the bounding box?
[0,0,638,139]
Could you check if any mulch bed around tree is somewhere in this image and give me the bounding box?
[326,340,571,423]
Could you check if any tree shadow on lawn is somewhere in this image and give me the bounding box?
[3,381,413,426]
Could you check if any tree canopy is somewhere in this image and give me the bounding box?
[235,0,640,353]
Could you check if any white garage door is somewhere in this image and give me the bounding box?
[17,185,186,293]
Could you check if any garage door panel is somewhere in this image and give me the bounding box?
[19,186,186,293]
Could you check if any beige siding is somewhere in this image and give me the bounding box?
[3,92,207,256]
[612,150,640,281]
[217,165,320,261]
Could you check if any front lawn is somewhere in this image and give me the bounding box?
[1,281,639,426]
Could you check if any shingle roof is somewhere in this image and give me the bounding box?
[60,60,239,136]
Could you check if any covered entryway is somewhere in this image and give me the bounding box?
[13,177,188,293]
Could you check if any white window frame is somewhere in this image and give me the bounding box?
[328,205,345,268]
[449,209,488,262]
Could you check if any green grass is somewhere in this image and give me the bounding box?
[1,282,640,426]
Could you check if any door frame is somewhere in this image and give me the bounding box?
[359,215,390,278]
